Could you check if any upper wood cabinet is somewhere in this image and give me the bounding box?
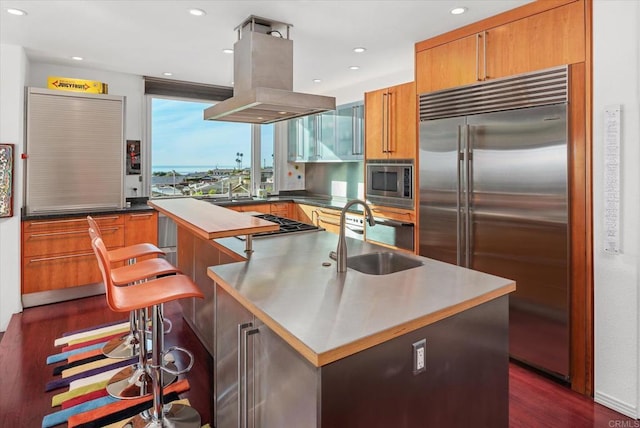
[365,82,416,160]
[416,0,586,94]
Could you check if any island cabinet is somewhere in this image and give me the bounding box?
[214,281,510,428]
[228,202,293,218]
[415,0,586,94]
[21,211,158,306]
[216,285,319,428]
[364,81,416,161]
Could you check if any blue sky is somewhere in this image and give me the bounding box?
[151,98,273,170]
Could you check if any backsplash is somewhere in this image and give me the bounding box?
[304,162,364,199]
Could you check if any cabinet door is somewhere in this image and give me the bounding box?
[416,34,480,94]
[252,319,319,428]
[215,284,254,428]
[315,112,338,162]
[388,82,417,160]
[270,202,291,219]
[22,252,103,293]
[294,204,316,224]
[364,88,386,160]
[316,207,341,235]
[336,102,364,160]
[124,211,158,246]
[486,1,585,79]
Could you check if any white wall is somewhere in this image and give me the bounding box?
[0,44,27,331]
[593,0,640,419]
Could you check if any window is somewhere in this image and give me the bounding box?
[148,97,275,199]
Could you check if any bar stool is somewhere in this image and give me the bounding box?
[92,235,203,427]
[88,215,169,360]
[97,239,183,400]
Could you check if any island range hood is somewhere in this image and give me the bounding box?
[204,16,336,124]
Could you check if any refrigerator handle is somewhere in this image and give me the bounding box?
[465,125,473,268]
[456,125,463,266]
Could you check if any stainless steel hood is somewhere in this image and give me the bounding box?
[204,16,336,124]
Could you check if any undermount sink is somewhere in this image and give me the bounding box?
[347,252,424,275]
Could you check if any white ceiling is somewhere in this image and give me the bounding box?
[1,0,532,100]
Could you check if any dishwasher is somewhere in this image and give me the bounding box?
[365,217,415,252]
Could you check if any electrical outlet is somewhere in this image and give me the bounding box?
[412,339,426,375]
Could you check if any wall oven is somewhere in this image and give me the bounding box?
[365,160,414,209]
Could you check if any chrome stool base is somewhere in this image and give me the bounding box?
[106,360,178,400]
[125,403,201,427]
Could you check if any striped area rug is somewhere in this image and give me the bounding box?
[43,319,200,428]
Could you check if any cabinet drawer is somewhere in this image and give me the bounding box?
[22,252,104,294]
[23,225,124,257]
[270,202,291,218]
[370,205,416,223]
[23,215,123,233]
[124,211,158,246]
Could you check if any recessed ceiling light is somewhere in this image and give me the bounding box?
[349,66,360,70]
[312,79,322,83]
[353,47,366,53]
[163,72,173,76]
[450,7,467,15]
[222,49,234,54]
[6,8,27,16]
[278,111,287,115]
[71,56,83,61]
[188,8,206,16]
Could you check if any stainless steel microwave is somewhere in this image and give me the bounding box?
[365,160,414,208]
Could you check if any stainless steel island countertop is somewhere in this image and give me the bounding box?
[207,231,515,367]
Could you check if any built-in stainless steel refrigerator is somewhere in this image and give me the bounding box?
[418,66,570,380]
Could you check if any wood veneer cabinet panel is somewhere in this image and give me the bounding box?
[294,204,317,225]
[365,82,416,161]
[416,34,479,94]
[124,211,158,246]
[22,214,125,294]
[485,1,585,80]
[415,0,585,93]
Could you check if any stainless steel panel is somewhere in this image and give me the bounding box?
[252,320,319,428]
[216,285,254,428]
[321,296,509,428]
[419,103,570,379]
[365,218,414,252]
[467,104,569,378]
[419,116,466,264]
[419,66,568,120]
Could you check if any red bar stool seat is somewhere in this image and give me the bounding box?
[92,235,203,427]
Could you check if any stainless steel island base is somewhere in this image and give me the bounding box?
[216,282,509,428]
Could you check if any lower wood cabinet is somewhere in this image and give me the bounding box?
[21,211,158,296]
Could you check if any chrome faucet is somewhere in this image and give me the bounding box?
[337,199,375,272]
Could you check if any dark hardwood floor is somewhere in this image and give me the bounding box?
[0,295,635,427]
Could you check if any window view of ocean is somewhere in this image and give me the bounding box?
[152,165,236,175]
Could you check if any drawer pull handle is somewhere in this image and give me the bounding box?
[318,217,341,227]
[128,213,154,218]
[30,227,119,238]
[318,209,339,216]
[30,252,94,263]
[372,208,413,216]
[30,216,120,226]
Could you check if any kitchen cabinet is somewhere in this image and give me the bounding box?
[228,204,271,214]
[288,101,364,162]
[228,202,292,218]
[21,211,159,302]
[364,82,416,161]
[415,0,585,94]
[216,284,318,428]
[294,204,342,234]
[124,211,158,261]
[22,214,124,295]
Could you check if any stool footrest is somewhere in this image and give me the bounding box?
[160,346,194,376]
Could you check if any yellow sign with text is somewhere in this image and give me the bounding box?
[47,77,109,94]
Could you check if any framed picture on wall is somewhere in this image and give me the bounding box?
[0,143,15,218]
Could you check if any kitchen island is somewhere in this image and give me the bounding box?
[151,198,515,427]
[208,231,515,428]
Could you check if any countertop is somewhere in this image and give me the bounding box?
[148,198,280,240]
[21,201,154,221]
[207,230,515,367]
